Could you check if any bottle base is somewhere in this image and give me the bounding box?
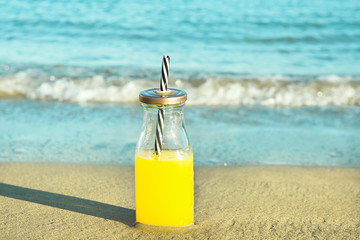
[135,222,194,228]
[134,222,195,233]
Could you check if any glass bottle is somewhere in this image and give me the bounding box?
[135,88,193,227]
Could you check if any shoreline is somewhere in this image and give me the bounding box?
[1,162,359,239]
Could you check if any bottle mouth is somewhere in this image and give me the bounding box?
[139,88,187,106]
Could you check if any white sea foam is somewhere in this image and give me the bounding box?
[0,72,359,107]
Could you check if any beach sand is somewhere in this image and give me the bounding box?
[0,163,359,239]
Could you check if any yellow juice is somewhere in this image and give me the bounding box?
[135,150,194,227]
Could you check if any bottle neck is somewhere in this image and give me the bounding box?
[142,103,185,128]
[141,103,185,109]
[141,103,185,122]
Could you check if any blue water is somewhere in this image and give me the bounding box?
[1,100,359,166]
[0,0,359,166]
[1,0,359,75]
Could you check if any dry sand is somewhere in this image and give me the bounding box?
[0,163,359,239]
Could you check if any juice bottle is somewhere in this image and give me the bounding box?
[135,87,193,227]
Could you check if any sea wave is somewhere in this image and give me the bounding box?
[0,72,359,107]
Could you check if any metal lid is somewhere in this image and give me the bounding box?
[139,87,187,105]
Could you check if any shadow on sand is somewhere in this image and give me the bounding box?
[0,182,135,226]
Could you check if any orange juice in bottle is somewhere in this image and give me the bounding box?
[135,85,193,227]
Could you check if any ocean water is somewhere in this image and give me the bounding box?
[0,0,359,166]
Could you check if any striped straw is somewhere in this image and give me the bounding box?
[155,56,170,156]
[160,56,170,91]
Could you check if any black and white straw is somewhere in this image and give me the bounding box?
[160,56,170,91]
[155,56,170,156]
[155,107,165,156]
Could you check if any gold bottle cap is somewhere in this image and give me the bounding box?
[139,88,187,105]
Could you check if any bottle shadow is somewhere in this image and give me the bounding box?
[0,182,135,226]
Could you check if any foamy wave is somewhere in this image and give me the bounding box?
[186,76,360,107]
[0,72,359,107]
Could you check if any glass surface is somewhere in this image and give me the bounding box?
[135,103,194,227]
[135,104,192,159]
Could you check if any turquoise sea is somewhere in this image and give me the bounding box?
[0,0,359,166]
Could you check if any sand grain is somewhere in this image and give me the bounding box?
[0,163,359,239]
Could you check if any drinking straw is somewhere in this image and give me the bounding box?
[155,56,170,156]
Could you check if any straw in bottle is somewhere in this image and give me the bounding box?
[155,56,170,156]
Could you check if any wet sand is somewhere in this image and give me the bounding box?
[0,163,359,239]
